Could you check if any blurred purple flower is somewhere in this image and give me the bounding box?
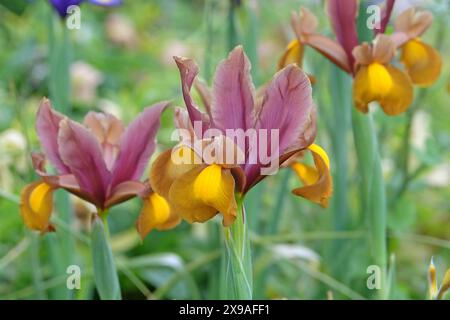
[49,0,122,18]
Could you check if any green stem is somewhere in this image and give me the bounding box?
[91,213,121,300]
[352,109,387,300]
[329,65,351,230]
[30,233,46,299]
[324,66,352,285]
[222,196,253,299]
[355,3,387,300]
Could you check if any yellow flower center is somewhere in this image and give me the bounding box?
[367,62,393,96]
[193,164,222,202]
[402,39,428,66]
[29,182,52,214]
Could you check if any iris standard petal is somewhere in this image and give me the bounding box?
[20,181,56,233]
[211,46,255,132]
[168,165,237,227]
[291,144,332,208]
[84,112,124,170]
[326,0,359,68]
[353,63,413,115]
[255,64,313,154]
[58,119,111,207]
[375,0,395,35]
[174,56,210,129]
[109,102,168,189]
[136,192,181,240]
[400,39,442,87]
[36,99,70,174]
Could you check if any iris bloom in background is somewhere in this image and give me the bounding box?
[279,0,441,116]
[392,7,442,86]
[136,46,332,239]
[20,98,167,233]
[49,0,121,18]
[352,34,413,115]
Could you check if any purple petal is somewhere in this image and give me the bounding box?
[109,102,169,189]
[88,0,122,6]
[49,0,84,17]
[244,65,314,190]
[35,98,70,174]
[255,65,313,155]
[211,46,255,132]
[174,56,210,131]
[326,0,359,70]
[57,119,111,207]
[376,0,395,35]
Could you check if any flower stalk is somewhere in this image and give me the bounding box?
[352,109,387,299]
[353,4,388,300]
[223,196,253,299]
[91,212,122,300]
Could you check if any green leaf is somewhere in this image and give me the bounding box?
[91,217,121,300]
[0,0,31,15]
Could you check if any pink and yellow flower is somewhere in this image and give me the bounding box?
[20,98,168,234]
[137,46,333,238]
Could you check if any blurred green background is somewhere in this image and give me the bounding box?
[0,0,449,300]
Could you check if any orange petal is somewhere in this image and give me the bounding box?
[291,144,332,208]
[19,181,55,233]
[168,164,237,226]
[353,63,413,115]
[136,192,181,239]
[400,39,441,87]
[149,147,201,198]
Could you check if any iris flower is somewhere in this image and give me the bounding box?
[49,0,121,18]
[352,34,413,115]
[392,7,442,87]
[20,98,168,233]
[280,1,441,116]
[136,46,332,239]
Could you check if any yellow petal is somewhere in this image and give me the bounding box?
[278,39,304,70]
[291,144,333,208]
[400,39,442,87]
[136,192,181,239]
[291,162,318,186]
[168,165,237,226]
[19,181,55,233]
[353,63,413,115]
